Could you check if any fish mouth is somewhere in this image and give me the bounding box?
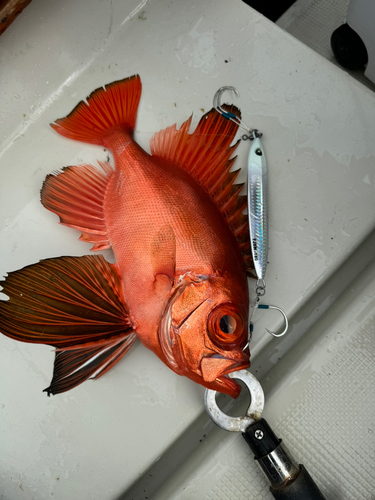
[216,365,250,398]
[201,355,250,398]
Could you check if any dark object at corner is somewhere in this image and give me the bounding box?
[0,0,33,36]
[242,0,297,22]
[331,23,368,71]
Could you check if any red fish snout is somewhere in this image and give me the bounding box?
[200,354,249,383]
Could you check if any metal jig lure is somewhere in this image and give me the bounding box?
[213,87,288,342]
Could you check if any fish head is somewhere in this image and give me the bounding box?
[159,273,250,398]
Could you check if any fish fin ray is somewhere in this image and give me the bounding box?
[41,162,112,250]
[50,75,142,145]
[44,333,137,395]
[150,105,254,274]
[0,255,133,347]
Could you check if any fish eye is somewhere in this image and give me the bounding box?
[219,315,237,334]
[208,303,245,349]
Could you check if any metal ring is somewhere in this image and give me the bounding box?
[204,370,265,432]
[256,287,266,297]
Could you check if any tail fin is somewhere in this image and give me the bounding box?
[51,75,142,145]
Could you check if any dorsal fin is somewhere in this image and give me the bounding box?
[150,105,254,276]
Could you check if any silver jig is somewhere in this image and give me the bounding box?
[213,86,289,341]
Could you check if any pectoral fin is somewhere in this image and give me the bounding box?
[44,334,137,395]
[0,255,136,394]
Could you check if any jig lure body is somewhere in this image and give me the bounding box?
[247,135,268,283]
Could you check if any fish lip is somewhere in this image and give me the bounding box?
[216,359,250,396]
[218,358,250,377]
[205,352,249,371]
[200,351,250,390]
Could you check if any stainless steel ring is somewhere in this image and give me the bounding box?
[204,370,265,432]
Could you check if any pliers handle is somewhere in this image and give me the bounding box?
[205,370,326,500]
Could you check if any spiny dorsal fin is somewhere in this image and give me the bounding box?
[150,105,254,275]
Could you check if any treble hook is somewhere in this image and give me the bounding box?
[257,304,289,338]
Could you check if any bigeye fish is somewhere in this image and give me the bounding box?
[0,75,255,398]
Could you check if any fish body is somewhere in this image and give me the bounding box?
[0,76,254,397]
[103,131,246,351]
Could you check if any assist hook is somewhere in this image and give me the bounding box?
[213,86,238,114]
[253,279,288,338]
[257,304,289,338]
[213,86,252,133]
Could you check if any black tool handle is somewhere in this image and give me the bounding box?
[242,419,326,500]
[270,465,326,500]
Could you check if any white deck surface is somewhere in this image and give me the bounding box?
[0,0,374,499]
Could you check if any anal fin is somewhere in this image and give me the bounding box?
[41,161,113,251]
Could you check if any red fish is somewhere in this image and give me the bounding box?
[0,76,254,398]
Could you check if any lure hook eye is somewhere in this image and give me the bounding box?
[257,304,289,337]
